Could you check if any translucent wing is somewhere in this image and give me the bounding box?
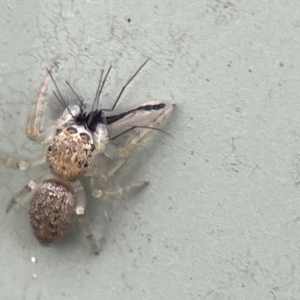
[107,100,166,137]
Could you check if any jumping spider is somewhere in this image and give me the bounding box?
[0,59,175,254]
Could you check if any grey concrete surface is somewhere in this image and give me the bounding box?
[0,0,300,299]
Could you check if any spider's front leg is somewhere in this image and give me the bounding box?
[26,72,53,143]
[0,73,55,171]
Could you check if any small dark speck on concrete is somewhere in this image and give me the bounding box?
[127,18,131,23]
[280,62,284,67]
[155,5,158,8]
[248,69,252,72]
[206,78,210,82]
[183,162,186,165]
[191,150,194,155]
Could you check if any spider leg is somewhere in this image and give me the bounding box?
[6,174,48,213]
[92,180,149,199]
[0,151,46,170]
[0,71,57,172]
[74,181,100,255]
[26,72,54,143]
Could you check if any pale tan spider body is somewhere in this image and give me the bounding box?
[1,63,175,254]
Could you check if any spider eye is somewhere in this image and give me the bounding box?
[91,144,96,151]
[84,162,89,167]
[80,132,91,142]
[67,126,78,134]
[55,128,63,135]
[48,145,53,152]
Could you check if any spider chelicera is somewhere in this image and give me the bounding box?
[0,59,175,254]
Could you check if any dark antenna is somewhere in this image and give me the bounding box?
[92,66,112,112]
[91,69,104,112]
[47,68,74,118]
[65,81,84,107]
[101,57,151,113]
[52,91,65,108]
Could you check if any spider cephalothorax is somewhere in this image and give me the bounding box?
[46,125,98,182]
[46,58,165,183]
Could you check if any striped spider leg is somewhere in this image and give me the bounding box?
[0,73,52,171]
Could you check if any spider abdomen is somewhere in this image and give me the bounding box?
[29,179,76,245]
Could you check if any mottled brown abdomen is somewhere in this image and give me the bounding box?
[29,179,76,245]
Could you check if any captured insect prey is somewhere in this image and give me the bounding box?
[1,59,175,254]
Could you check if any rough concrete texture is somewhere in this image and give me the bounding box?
[0,0,300,299]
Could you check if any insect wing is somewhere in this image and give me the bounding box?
[107,100,165,136]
